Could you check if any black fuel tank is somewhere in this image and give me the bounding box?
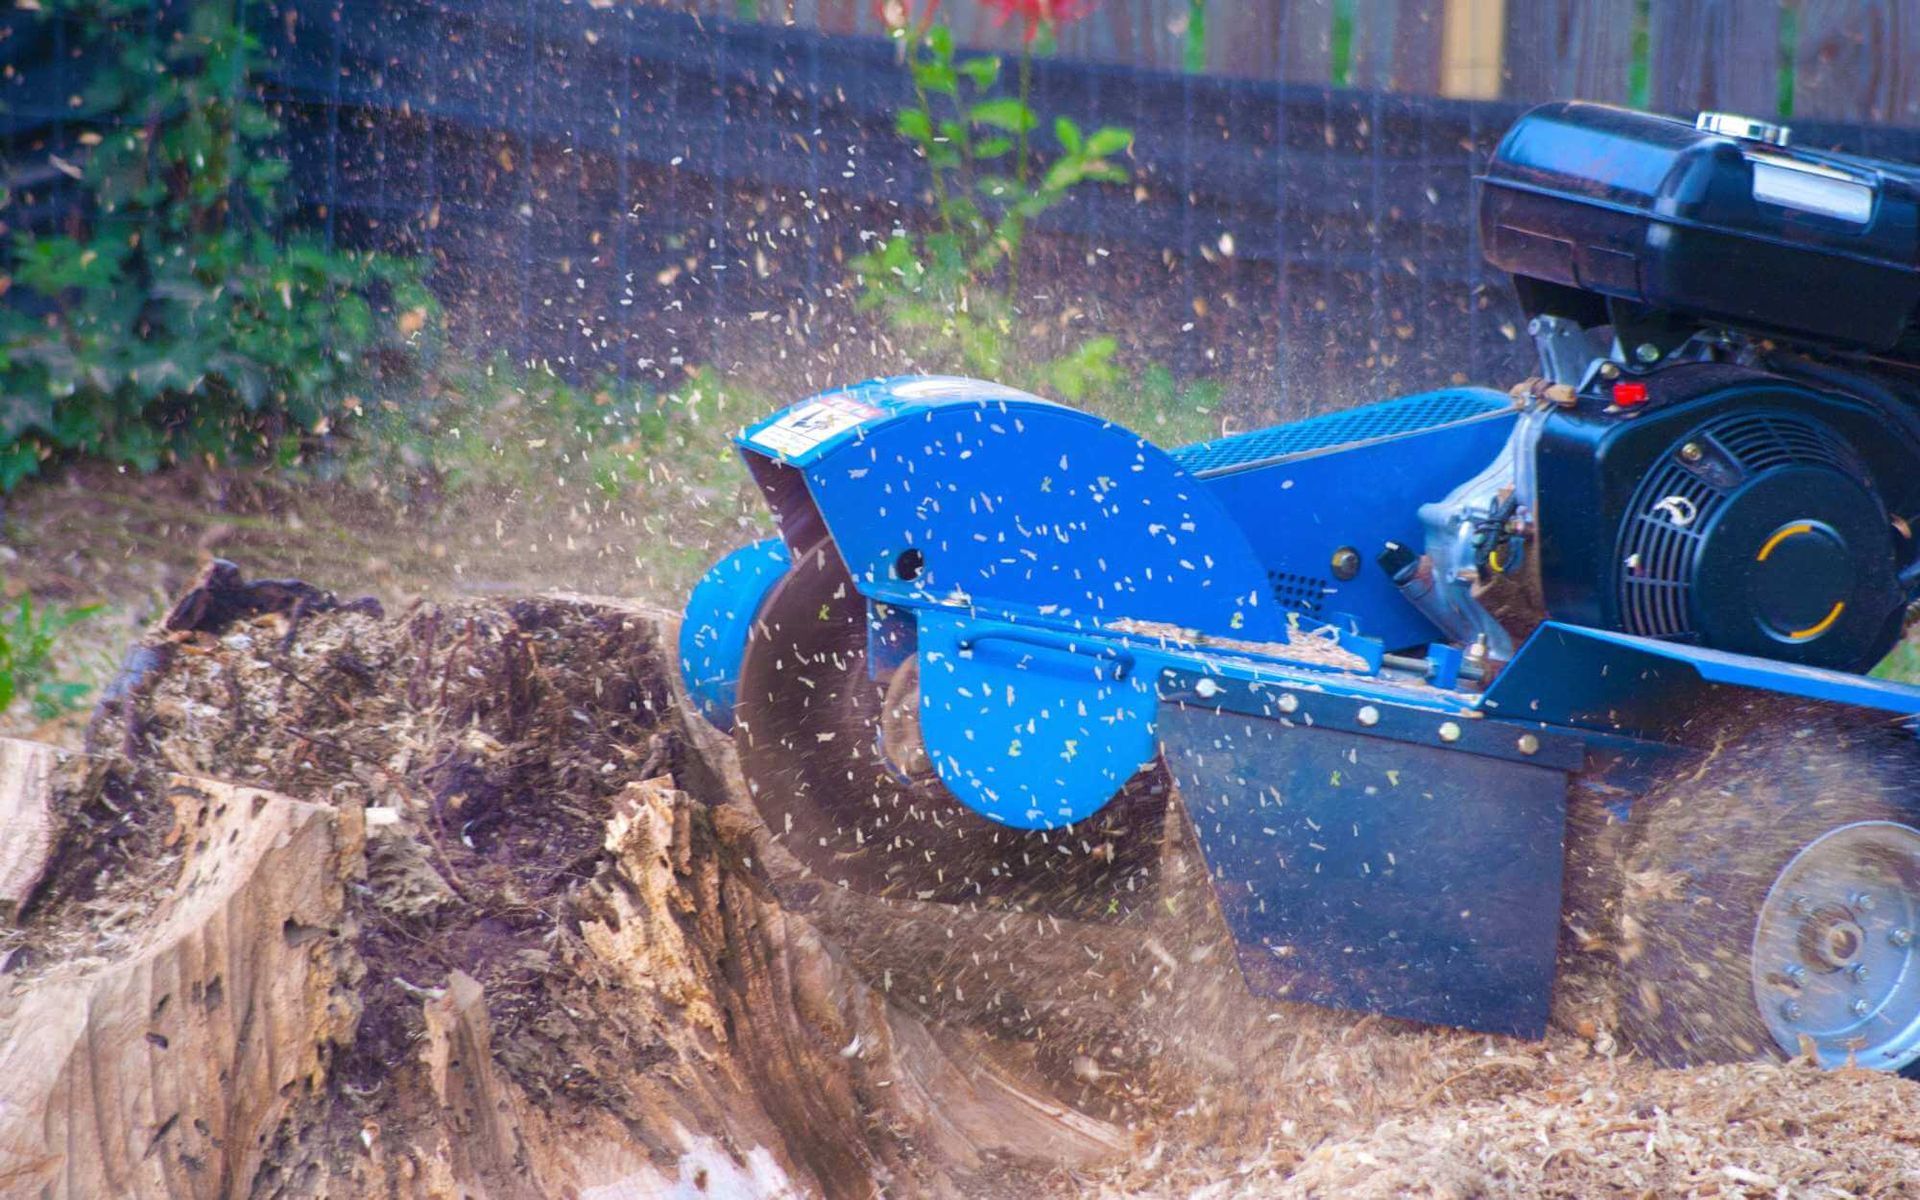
[1480,102,1920,353]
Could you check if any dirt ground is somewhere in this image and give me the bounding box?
[2,551,1918,1198]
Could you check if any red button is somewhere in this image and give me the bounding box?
[1613,380,1650,407]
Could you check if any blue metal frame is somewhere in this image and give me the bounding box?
[1158,669,1575,1037]
[1485,621,1920,741]
[1181,389,1518,649]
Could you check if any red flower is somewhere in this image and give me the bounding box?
[875,0,940,36]
[979,0,1094,42]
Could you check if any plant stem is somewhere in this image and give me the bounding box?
[909,39,959,244]
[1008,40,1033,305]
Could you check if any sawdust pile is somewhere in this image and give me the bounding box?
[3,568,1919,1198]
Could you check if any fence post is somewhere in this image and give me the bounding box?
[1794,0,1920,124]
[1647,0,1782,117]
[1500,0,1636,104]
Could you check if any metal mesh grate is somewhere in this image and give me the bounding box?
[1270,570,1331,613]
[1170,389,1512,477]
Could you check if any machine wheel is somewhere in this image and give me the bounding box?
[732,540,1170,915]
[1617,704,1920,1075]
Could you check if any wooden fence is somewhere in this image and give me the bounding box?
[694,0,1920,124]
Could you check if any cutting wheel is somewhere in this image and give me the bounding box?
[1617,705,1920,1075]
[733,540,1170,914]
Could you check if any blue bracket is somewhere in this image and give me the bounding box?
[1484,621,1920,742]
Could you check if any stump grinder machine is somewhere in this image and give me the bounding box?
[680,102,1920,1074]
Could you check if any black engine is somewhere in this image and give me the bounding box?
[1532,367,1917,671]
[1475,103,1920,672]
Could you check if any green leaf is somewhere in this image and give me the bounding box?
[970,98,1037,132]
[1087,126,1133,157]
[973,136,1013,159]
[1054,116,1083,154]
[911,60,959,95]
[896,108,935,142]
[927,24,954,63]
[956,56,1001,89]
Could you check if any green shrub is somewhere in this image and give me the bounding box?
[0,594,100,720]
[852,21,1130,389]
[855,14,1220,444]
[0,0,436,490]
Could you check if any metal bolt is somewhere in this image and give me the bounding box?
[1517,733,1541,756]
[1852,963,1871,984]
[1438,721,1463,743]
[1781,999,1803,1021]
[1599,362,1622,380]
[1278,693,1299,714]
[1853,998,1873,1018]
[1357,705,1381,727]
[1853,891,1877,913]
[1892,927,1914,948]
[1791,894,1812,916]
[1679,442,1704,463]
[1330,546,1362,581]
[1634,342,1663,364]
[1195,677,1220,699]
[1783,963,1807,987]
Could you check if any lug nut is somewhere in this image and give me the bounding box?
[1781,999,1803,1021]
[1853,998,1873,1018]
[1892,927,1914,948]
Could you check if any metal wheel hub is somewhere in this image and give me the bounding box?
[1753,820,1920,1071]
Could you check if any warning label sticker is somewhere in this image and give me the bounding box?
[748,395,883,457]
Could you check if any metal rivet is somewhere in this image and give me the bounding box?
[1330,546,1362,581]
[1438,721,1463,743]
[1517,733,1541,756]
[1278,693,1299,714]
[1194,677,1220,699]
[1357,705,1380,727]
[1781,999,1803,1021]
[1892,927,1913,948]
[1852,998,1873,1018]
